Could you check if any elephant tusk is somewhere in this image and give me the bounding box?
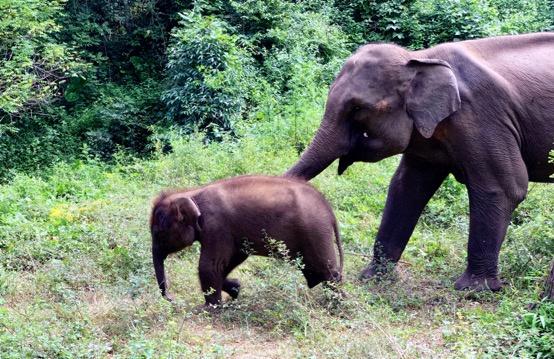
[363,132,368,138]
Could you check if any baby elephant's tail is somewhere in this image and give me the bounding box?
[333,219,344,281]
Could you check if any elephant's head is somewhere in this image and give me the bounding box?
[286,44,460,179]
[150,194,201,300]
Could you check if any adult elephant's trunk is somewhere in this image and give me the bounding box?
[152,245,170,299]
[285,112,350,180]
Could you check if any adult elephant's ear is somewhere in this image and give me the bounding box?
[406,59,461,138]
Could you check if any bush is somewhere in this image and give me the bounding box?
[67,81,164,159]
[0,111,79,179]
[332,0,552,49]
[0,0,82,117]
[162,1,349,138]
[0,0,84,176]
[488,0,553,34]
[408,0,498,48]
[516,302,554,357]
[60,0,187,82]
[162,9,255,136]
[260,9,348,90]
[245,8,348,151]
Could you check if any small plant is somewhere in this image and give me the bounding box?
[516,301,554,357]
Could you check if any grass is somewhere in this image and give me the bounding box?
[0,128,552,358]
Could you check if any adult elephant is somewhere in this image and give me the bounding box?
[285,32,554,291]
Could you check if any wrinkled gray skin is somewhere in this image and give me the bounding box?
[286,33,554,291]
[151,175,343,305]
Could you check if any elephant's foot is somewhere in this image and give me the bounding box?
[193,303,221,315]
[322,280,347,299]
[162,292,174,302]
[454,271,502,292]
[223,278,241,299]
[358,261,396,282]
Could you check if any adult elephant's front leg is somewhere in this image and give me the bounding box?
[454,185,526,291]
[360,156,448,280]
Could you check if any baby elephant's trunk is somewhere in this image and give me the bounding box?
[152,245,170,300]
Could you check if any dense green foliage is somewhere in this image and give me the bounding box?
[163,11,253,133]
[0,0,83,173]
[0,0,80,116]
[1,0,553,357]
[2,0,551,174]
[333,0,552,48]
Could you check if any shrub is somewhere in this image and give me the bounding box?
[0,111,79,179]
[407,0,498,48]
[60,0,186,82]
[0,0,82,117]
[261,9,348,90]
[162,9,255,136]
[488,0,553,34]
[332,0,552,49]
[67,81,164,159]
[516,301,554,357]
[162,1,349,139]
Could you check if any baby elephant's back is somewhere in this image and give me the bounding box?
[216,176,336,253]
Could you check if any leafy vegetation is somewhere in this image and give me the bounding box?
[0,130,552,357]
[0,0,81,116]
[163,10,253,134]
[7,0,551,175]
[1,0,553,357]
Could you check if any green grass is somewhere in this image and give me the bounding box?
[0,130,552,358]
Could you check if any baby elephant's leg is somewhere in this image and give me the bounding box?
[301,231,342,288]
[304,265,345,300]
[302,265,341,288]
[222,252,248,299]
[222,278,241,299]
[198,253,225,306]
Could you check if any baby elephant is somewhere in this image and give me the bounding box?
[150,175,343,306]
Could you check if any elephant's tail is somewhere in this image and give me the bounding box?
[333,219,344,281]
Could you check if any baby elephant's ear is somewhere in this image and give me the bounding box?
[172,196,202,231]
[154,207,170,231]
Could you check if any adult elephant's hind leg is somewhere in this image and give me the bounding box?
[360,156,448,280]
[455,183,526,291]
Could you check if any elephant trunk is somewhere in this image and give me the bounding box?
[152,244,170,300]
[285,113,350,180]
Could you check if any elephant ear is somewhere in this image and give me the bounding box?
[171,196,202,232]
[406,59,461,138]
[153,206,170,232]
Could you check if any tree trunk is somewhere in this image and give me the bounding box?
[543,261,554,301]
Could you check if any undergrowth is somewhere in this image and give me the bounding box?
[0,126,552,357]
